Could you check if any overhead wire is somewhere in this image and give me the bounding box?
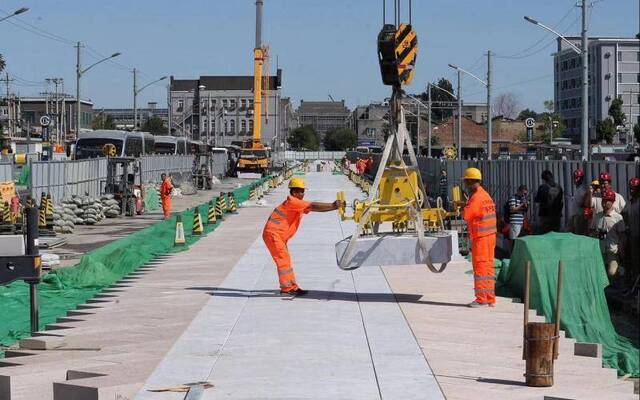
[0,8,75,46]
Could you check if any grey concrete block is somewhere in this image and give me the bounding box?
[574,342,602,358]
[19,335,66,350]
[0,235,25,256]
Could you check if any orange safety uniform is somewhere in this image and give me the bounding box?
[262,195,312,292]
[356,159,366,175]
[463,186,497,304]
[160,177,174,220]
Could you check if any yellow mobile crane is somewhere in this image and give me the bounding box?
[237,0,270,176]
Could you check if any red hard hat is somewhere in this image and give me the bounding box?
[599,171,611,182]
[630,177,640,188]
[573,169,585,178]
[602,189,616,203]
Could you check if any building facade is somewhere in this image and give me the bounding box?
[554,36,640,143]
[295,100,351,140]
[352,103,388,146]
[98,103,169,130]
[169,72,282,146]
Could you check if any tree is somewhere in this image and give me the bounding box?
[141,116,168,135]
[596,118,616,144]
[633,123,640,144]
[91,113,116,130]
[493,92,520,119]
[323,128,357,151]
[287,125,319,150]
[418,78,456,123]
[608,98,626,127]
[538,111,565,143]
[543,100,554,113]
[517,108,538,121]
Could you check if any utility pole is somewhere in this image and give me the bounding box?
[133,68,137,130]
[580,0,589,161]
[207,92,212,144]
[427,83,432,158]
[75,41,82,137]
[487,50,493,160]
[2,73,15,137]
[456,69,462,160]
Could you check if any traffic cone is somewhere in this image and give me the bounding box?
[215,197,225,220]
[46,193,54,217]
[192,207,203,235]
[38,202,47,229]
[25,196,33,208]
[227,192,238,213]
[220,193,228,213]
[174,214,186,245]
[249,185,257,201]
[207,200,217,224]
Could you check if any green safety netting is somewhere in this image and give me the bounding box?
[0,176,273,355]
[15,164,30,186]
[143,186,160,212]
[496,232,639,377]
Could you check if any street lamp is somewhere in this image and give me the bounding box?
[525,5,589,161]
[133,70,167,130]
[0,7,29,23]
[423,83,458,158]
[448,57,493,160]
[76,42,121,135]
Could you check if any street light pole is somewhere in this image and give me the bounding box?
[133,68,137,130]
[427,83,432,158]
[487,50,493,160]
[580,0,589,161]
[0,7,29,23]
[456,69,462,160]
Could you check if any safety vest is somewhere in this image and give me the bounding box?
[463,186,497,239]
[263,196,310,241]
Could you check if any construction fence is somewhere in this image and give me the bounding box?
[0,163,11,183]
[285,151,346,161]
[26,154,221,203]
[347,152,640,229]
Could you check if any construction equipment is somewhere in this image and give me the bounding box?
[237,0,272,177]
[104,157,145,217]
[335,0,454,272]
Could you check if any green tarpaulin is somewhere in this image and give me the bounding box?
[0,176,270,354]
[497,232,639,377]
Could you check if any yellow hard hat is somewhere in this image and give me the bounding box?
[591,179,600,186]
[462,167,482,181]
[289,177,306,189]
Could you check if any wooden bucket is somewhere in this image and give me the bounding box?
[525,322,557,387]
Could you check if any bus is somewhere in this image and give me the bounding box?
[153,136,188,155]
[75,130,155,159]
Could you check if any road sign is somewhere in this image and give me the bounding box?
[525,118,535,128]
[39,115,51,127]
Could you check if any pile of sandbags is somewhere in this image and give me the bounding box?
[52,202,78,234]
[57,195,106,226]
[101,194,121,218]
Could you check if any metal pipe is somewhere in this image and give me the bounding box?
[457,70,462,160]
[427,83,432,157]
[26,207,39,335]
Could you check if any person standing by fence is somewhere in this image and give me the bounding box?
[569,169,589,235]
[506,185,528,249]
[599,172,626,214]
[590,189,627,285]
[534,170,564,234]
[160,173,173,220]
[439,169,449,210]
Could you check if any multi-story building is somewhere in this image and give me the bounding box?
[98,103,169,130]
[352,103,388,146]
[295,100,351,140]
[169,72,282,146]
[554,36,640,143]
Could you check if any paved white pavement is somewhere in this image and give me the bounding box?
[138,172,445,399]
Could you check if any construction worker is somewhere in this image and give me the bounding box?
[622,177,639,288]
[160,173,173,220]
[598,172,626,213]
[569,169,589,235]
[262,177,344,296]
[461,168,497,308]
[534,170,564,234]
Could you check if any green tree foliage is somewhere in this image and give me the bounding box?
[608,98,626,127]
[633,123,640,144]
[596,118,616,144]
[287,125,319,150]
[543,100,554,113]
[141,116,168,135]
[517,108,538,121]
[91,113,116,130]
[418,78,455,123]
[323,128,357,151]
[537,112,565,143]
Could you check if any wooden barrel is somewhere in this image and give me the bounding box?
[525,322,556,387]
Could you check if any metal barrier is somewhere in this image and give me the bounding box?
[140,155,195,184]
[347,151,640,229]
[285,151,346,160]
[29,158,108,201]
[0,163,12,182]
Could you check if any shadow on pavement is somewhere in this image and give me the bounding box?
[185,287,468,307]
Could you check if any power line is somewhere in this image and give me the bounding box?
[0,8,75,45]
[465,73,554,98]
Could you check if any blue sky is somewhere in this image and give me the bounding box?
[1,0,637,112]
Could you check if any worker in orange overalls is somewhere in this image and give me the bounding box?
[262,177,344,296]
[160,173,174,220]
[356,158,366,175]
[461,168,497,308]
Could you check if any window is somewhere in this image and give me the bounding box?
[177,99,184,111]
[211,99,217,109]
[618,73,623,82]
[637,73,640,83]
[230,119,236,133]
[555,63,559,72]
[240,99,246,109]
[241,119,247,132]
[571,98,576,108]
[617,52,622,61]
[571,79,576,88]
[562,61,568,71]
[249,99,254,109]
[249,119,254,133]
[222,99,228,109]
[570,59,575,68]
[229,99,236,109]
[224,120,228,133]
[125,137,143,157]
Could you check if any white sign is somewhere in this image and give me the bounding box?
[40,115,51,127]
[525,118,535,128]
